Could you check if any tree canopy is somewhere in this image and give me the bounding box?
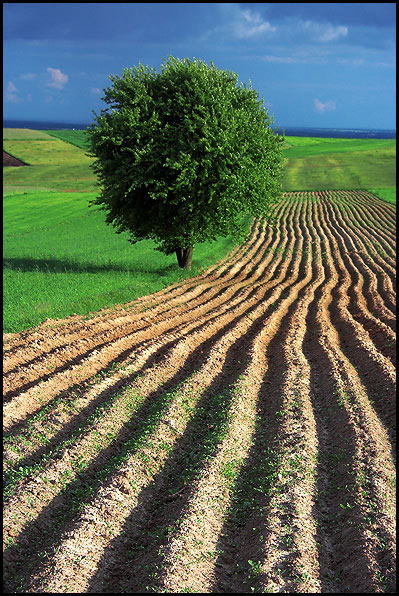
[87,56,283,269]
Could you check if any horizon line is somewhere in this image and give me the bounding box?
[3,118,396,132]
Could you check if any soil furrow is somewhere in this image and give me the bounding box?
[81,195,310,594]
[331,190,396,292]
[2,228,259,368]
[337,191,396,267]
[3,226,299,483]
[3,199,300,544]
[353,191,396,227]
[300,196,395,593]
[321,196,396,359]
[2,217,271,387]
[2,218,263,361]
[325,194,396,329]
[6,201,305,593]
[130,193,313,594]
[318,199,396,450]
[334,194,397,306]
[323,191,396,316]
[199,194,323,594]
[340,190,396,242]
[3,190,395,594]
[327,192,396,298]
[3,202,296,432]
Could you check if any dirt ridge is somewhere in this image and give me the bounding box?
[3,190,396,594]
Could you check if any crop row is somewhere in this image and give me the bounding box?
[3,190,396,593]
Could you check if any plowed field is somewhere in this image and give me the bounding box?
[3,190,396,593]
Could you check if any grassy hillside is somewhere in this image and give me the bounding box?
[368,187,396,205]
[3,129,96,193]
[43,129,91,150]
[282,136,396,191]
[4,189,249,333]
[3,128,53,140]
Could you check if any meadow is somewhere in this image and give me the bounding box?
[3,128,249,333]
[281,135,396,191]
[3,128,396,333]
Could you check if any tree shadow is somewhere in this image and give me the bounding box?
[3,256,180,276]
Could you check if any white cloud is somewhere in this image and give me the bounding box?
[47,67,68,89]
[301,20,348,42]
[203,4,276,41]
[261,55,301,64]
[338,58,365,66]
[20,72,37,80]
[5,81,22,103]
[314,98,336,112]
[375,61,396,68]
[7,81,18,93]
[90,87,102,95]
[319,25,348,42]
[234,8,276,39]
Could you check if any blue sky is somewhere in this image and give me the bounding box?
[3,3,396,129]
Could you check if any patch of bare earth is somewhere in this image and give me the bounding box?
[3,191,396,593]
[3,150,28,167]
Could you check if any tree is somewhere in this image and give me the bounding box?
[86,56,283,270]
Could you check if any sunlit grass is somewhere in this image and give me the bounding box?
[368,187,396,205]
[4,191,249,333]
[3,129,96,192]
[282,136,394,156]
[43,129,91,150]
[3,128,52,140]
[3,139,92,166]
[282,137,396,191]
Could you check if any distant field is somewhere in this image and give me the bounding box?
[6,129,394,194]
[283,134,394,147]
[44,129,91,150]
[3,129,96,192]
[283,137,394,158]
[282,136,396,191]
[3,128,53,140]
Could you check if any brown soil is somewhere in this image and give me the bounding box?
[3,150,29,167]
[3,191,396,593]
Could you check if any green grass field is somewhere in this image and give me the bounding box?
[3,128,396,333]
[4,188,247,333]
[282,136,396,191]
[366,187,396,205]
[43,128,91,150]
[3,128,96,193]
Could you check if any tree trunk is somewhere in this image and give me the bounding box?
[175,246,193,270]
